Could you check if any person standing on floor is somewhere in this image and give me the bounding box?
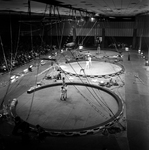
[128,52,130,61]
[62,77,66,87]
[60,85,67,101]
[57,72,62,80]
[88,55,92,67]
[85,55,90,69]
[97,44,101,54]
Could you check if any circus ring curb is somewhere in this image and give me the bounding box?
[12,82,124,137]
[59,60,125,79]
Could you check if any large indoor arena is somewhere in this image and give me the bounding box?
[0,1,149,150]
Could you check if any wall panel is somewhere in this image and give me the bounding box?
[47,21,134,37]
[105,29,133,36]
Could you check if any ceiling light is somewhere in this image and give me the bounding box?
[109,16,115,19]
[90,17,95,22]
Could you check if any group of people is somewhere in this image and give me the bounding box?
[0,36,58,73]
[60,77,68,101]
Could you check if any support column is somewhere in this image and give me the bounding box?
[138,36,142,51]
[73,27,76,42]
[102,28,105,49]
[132,28,137,49]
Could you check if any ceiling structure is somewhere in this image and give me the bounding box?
[0,0,149,17]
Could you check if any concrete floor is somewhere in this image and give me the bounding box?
[0,49,149,150]
[123,51,149,150]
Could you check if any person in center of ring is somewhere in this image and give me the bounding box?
[60,84,67,101]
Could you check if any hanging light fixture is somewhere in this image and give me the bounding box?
[145,59,149,66]
[90,16,95,22]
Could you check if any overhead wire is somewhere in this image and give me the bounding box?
[59,53,111,117]
[13,13,21,64]
[77,18,88,45]
[64,19,117,116]
[103,18,125,85]
[30,13,109,118]
[6,15,32,94]
[25,18,45,122]
[59,20,65,50]
[102,18,119,52]
[20,11,124,126]
[56,20,61,49]
[59,41,115,120]
[42,17,65,80]
[0,36,10,108]
[72,18,121,116]
[94,18,126,128]
[81,20,97,46]
[68,19,126,121]
[58,28,115,117]
[64,73,109,118]
[96,18,125,108]
[26,4,48,121]
[54,19,113,116]
[0,11,15,108]
[72,50,118,117]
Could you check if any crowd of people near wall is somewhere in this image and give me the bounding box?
[0,37,58,73]
[0,35,131,74]
[108,42,129,49]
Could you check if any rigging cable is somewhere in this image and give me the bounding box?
[0,36,10,108]
[94,19,125,118]
[3,18,25,94]
[64,73,109,119]
[63,21,116,116]
[103,19,125,85]
[0,12,14,108]
[25,10,45,121]
[59,22,110,109]
[26,2,51,120]
[77,18,87,45]
[59,50,114,116]
[68,49,115,117]
[103,18,119,52]
[81,20,97,46]
[59,20,65,50]
[93,18,126,128]
[53,20,112,115]
[25,23,45,121]
[60,20,116,116]
[59,51,111,118]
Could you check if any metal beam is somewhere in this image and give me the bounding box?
[30,0,95,16]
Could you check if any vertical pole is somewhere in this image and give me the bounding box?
[28,0,31,16]
[73,26,76,43]
[102,28,105,49]
[28,0,33,50]
[132,28,137,50]
[138,36,142,50]
[49,5,53,46]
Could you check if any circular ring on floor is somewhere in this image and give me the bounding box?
[59,60,124,79]
[12,82,124,136]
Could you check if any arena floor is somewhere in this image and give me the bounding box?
[0,49,149,150]
[60,61,122,76]
[15,51,125,133]
[17,83,120,130]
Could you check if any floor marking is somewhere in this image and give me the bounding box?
[35,66,52,77]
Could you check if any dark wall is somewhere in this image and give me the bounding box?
[1,12,149,52]
[106,37,132,47]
